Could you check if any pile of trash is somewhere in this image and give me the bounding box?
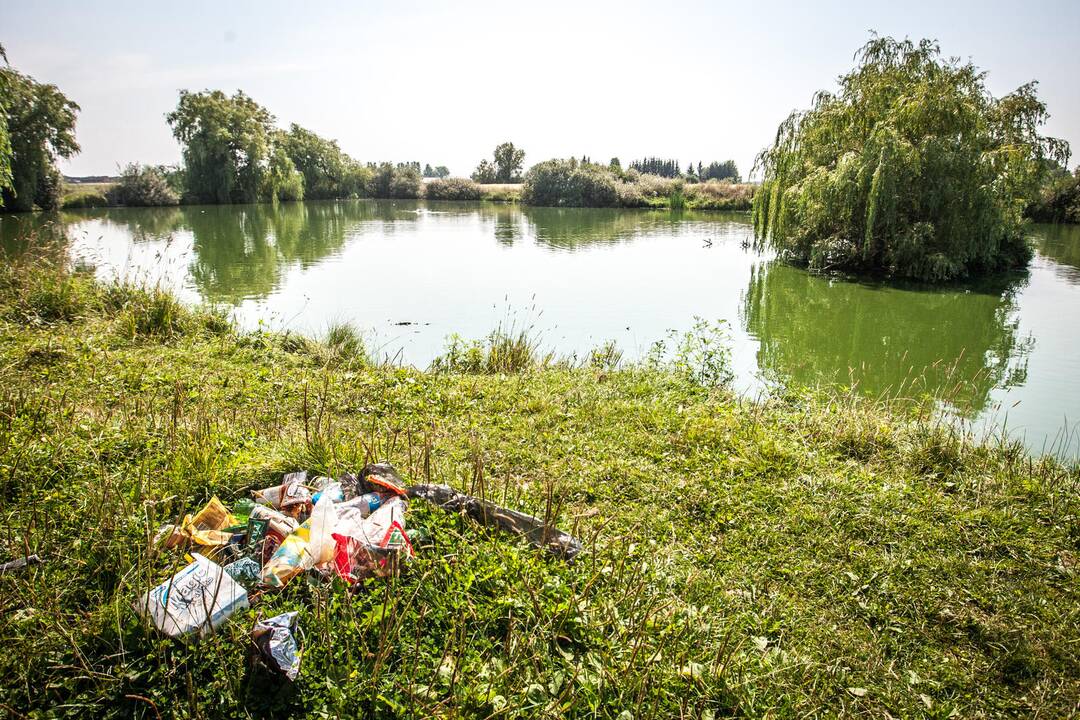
[135,462,581,680]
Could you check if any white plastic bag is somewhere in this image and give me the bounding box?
[134,554,249,638]
[306,496,339,569]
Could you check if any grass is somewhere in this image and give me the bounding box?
[0,248,1078,718]
[62,181,116,200]
[478,183,523,203]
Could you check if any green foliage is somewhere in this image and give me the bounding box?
[321,321,367,367]
[367,162,422,199]
[432,326,547,374]
[424,177,482,201]
[471,158,497,184]
[700,160,740,182]
[0,62,80,212]
[105,164,180,207]
[263,144,304,202]
[521,158,620,207]
[167,90,303,204]
[1027,165,1080,223]
[423,163,450,179]
[474,143,525,184]
[629,157,681,177]
[60,190,109,209]
[0,44,11,203]
[669,184,687,210]
[753,35,1071,281]
[493,141,525,183]
[280,124,365,199]
[646,318,735,387]
[522,159,754,210]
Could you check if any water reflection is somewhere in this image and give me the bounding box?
[1031,223,1080,283]
[6,200,1079,457]
[520,206,749,250]
[741,261,1033,415]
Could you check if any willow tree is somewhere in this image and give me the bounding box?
[0,49,80,212]
[753,36,1070,281]
[0,44,11,203]
[167,90,303,204]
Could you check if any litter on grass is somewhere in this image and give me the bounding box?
[252,611,302,680]
[139,462,582,679]
[134,553,249,638]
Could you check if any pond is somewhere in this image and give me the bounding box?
[3,200,1079,460]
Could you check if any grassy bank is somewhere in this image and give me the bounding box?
[61,181,117,209]
[478,183,523,203]
[0,249,1078,718]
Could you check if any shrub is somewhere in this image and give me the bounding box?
[424,177,482,201]
[33,163,63,211]
[367,162,422,199]
[685,180,755,210]
[633,173,678,202]
[753,36,1069,281]
[521,159,620,208]
[106,164,179,206]
[1027,167,1080,223]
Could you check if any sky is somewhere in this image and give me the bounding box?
[3,0,1079,179]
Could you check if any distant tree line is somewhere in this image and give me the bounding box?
[695,160,740,182]
[521,157,753,210]
[629,158,681,178]
[627,158,740,181]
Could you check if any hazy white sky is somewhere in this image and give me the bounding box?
[4,0,1078,178]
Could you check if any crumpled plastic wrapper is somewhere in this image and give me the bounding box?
[252,611,301,680]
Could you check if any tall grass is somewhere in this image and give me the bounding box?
[1,257,1078,717]
[432,324,549,374]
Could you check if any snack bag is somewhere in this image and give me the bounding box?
[250,504,299,537]
[254,472,312,512]
[165,496,238,550]
[252,612,302,680]
[260,522,312,589]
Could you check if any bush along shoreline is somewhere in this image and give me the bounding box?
[0,248,1077,717]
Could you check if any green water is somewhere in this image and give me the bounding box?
[2,200,1078,458]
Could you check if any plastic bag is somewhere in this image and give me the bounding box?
[260,497,339,589]
[331,497,412,583]
[358,463,408,497]
[254,471,312,512]
[312,480,344,505]
[250,504,299,537]
[164,496,238,549]
[224,557,262,589]
[252,611,302,680]
[134,553,248,638]
[260,522,312,589]
[307,497,339,568]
